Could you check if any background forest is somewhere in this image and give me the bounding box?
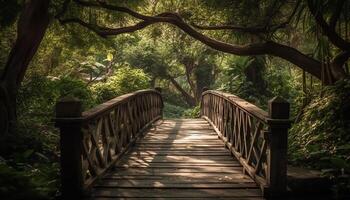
[0,0,349,199]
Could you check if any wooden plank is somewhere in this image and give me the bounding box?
[144,135,218,138]
[93,198,264,200]
[125,155,235,162]
[89,119,262,199]
[91,188,262,198]
[144,134,217,138]
[102,173,254,182]
[119,163,242,168]
[133,144,226,148]
[127,148,229,152]
[139,141,222,144]
[119,160,240,166]
[131,148,230,151]
[154,127,214,130]
[126,151,230,156]
[95,181,258,189]
[129,149,228,156]
[134,144,226,147]
[142,137,220,141]
[162,119,207,122]
[108,167,244,175]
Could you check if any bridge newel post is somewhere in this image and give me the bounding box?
[154,87,164,118]
[154,87,162,93]
[55,97,84,199]
[265,96,290,197]
[200,87,209,116]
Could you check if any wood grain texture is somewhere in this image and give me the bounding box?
[201,91,291,196]
[89,119,262,199]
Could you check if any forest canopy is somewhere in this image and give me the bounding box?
[0,0,349,199]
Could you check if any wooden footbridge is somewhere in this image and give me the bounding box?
[55,89,291,199]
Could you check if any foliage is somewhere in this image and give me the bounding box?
[0,162,47,200]
[91,66,150,103]
[161,88,189,108]
[163,102,188,119]
[216,56,269,108]
[1,75,96,199]
[18,75,95,123]
[163,104,200,119]
[182,106,201,118]
[289,79,350,175]
[1,0,350,198]
[0,120,60,200]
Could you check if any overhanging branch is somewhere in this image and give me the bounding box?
[61,1,322,79]
[332,51,350,68]
[59,17,155,37]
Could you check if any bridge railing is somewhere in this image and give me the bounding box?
[55,89,163,198]
[201,90,290,197]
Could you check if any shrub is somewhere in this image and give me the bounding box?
[163,103,187,119]
[289,79,350,174]
[91,66,150,103]
[18,75,95,123]
[182,106,200,118]
[54,76,95,109]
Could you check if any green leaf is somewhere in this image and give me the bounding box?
[338,144,350,150]
[23,149,34,159]
[106,52,113,61]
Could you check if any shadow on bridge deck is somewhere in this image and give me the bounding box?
[89,119,263,199]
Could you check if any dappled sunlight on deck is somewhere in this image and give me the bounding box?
[91,119,263,199]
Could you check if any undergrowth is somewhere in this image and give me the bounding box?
[289,78,350,195]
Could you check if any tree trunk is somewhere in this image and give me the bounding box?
[0,0,50,135]
[169,76,196,107]
[194,62,213,103]
[150,76,156,88]
[244,56,267,95]
[181,57,196,97]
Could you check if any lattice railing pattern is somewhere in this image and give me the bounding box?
[80,91,163,186]
[201,90,290,195]
[55,89,163,197]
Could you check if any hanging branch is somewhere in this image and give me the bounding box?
[307,0,350,51]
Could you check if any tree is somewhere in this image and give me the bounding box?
[0,0,49,135]
[58,0,349,84]
[1,0,349,134]
[122,30,217,106]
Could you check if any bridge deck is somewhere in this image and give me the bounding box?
[90,119,263,199]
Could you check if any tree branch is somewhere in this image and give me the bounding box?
[192,0,300,34]
[65,1,322,79]
[55,0,71,19]
[307,0,350,51]
[59,17,155,37]
[168,76,196,106]
[332,51,350,68]
[191,24,269,34]
[329,0,346,29]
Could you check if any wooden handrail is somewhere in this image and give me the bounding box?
[54,89,163,198]
[200,90,291,197]
[201,90,268,122]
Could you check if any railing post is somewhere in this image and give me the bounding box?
[154,87,163,118]
[265,96,290,197]
[55,97,84,199]
[154,87,162,93]
[200,87,209,116]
